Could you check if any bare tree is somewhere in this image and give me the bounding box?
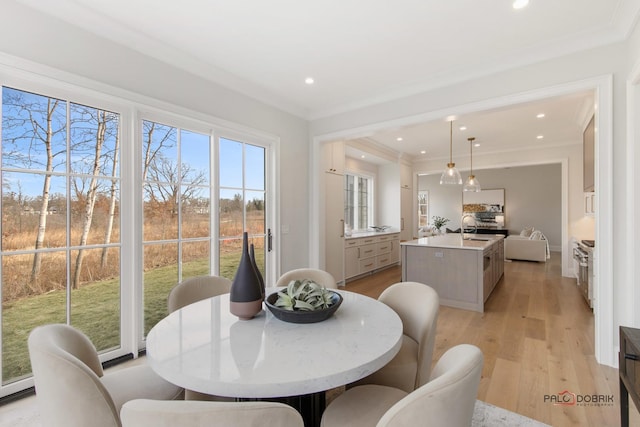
[101,131,120,267]
[2,90,66,288]
[142,121,175,181]
[145,154,207,212]
[70,107,118,289]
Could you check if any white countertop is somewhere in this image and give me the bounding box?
[146,289,403,398]
[345,229,400,239]
[401,233,504,250]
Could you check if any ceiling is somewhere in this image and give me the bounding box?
[16,0,638,162]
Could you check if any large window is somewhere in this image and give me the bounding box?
[218,137,267,281]
[141,120,212,335]
[418,190,429,227]
[344,173,373,231]
[0,81,275,399]
[1,86,121,386]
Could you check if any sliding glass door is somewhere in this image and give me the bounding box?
[218,136,268,282]
[1,86,122,388]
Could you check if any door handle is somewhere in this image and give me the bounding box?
[267,228,273,252]
[340,219,344,237]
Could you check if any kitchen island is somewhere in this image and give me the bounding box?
[401,234,504,312]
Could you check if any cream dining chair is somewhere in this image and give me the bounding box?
[351,281,439,393]
[167,275,233,402]
[167,275,232,313]
[28,323,183,427]
[276,268,338,289]
[320,344,484,427]
[121,399,305,427]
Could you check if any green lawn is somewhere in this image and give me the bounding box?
[1,248,264,383]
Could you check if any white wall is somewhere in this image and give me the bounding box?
[418,164,566,250]
[0,1,311,274]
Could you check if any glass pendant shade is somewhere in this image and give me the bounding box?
[463,137,481,192]
[463,175,481,192]
[440,163,463,185]
[440,120,462,185]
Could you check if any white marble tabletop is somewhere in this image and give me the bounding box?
[146,289,403,398]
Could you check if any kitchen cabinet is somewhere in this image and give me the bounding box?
[400,163,414,241]
[344,232,400,280]
[400,186,413,241]
[400,162,413,190]
[323,141,345,174]
[584,192,595,216]
[325,171,344,285]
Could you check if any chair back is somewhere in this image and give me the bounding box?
[276,268,338,289]
[121,399,305,427]
[168,275,232,313]
[377,344,483,427]
[28,324,120,427]
[378,282,439,389]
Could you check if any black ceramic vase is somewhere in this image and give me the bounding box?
[250,243,265,300]
[230,232,263,320]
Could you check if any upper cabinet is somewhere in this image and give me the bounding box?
[323,141,345,175]
[400,162,412,189]
[583,115,595,192]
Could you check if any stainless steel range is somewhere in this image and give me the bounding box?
[573,240,594,308]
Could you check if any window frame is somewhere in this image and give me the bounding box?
[0,65,279,399]
[344,170,375,232]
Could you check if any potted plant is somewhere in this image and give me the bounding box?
[431,216,449,234]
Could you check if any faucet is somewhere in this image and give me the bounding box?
[460,214,478,240]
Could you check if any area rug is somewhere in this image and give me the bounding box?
[473,400,551,427]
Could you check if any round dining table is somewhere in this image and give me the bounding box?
[146,288,403,425]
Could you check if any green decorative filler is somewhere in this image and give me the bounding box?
[275,279,335,311]
[432,215,450,231]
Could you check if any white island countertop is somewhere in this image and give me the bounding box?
[401,233,504,251]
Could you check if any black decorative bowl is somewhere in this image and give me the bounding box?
[265,291,343,323]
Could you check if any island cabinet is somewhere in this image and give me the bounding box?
[345,232,400,281]
[401,234,504,312]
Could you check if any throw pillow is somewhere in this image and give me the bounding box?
[529,230,545,240]
[520,227,534,237]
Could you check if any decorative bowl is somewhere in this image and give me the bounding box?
[265,291,343,324]
[370,225,390,232]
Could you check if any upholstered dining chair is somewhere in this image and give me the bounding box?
[351,281,439,393]
[167,275,232,313]
[320,344,484,427]
[28,323,183,427]
[121,399,305,427]
[276,268,338,289]
[167,275,233,402]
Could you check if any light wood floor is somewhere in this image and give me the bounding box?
[345,253,636,427]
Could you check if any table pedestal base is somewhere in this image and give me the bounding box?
[239,392,326,427]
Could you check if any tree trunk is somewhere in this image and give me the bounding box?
[72,112,105,289]
[101,131,120,268]
[29,99,59,288]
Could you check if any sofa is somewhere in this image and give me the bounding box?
[504,228,549,262]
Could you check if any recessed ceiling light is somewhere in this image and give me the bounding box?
[459,126,467,131]
[537,135,544,139]
[537,113,545,118]
[304,77,314,85]
[361,155,366,159]
[420,150,426,154]
[513,0,529,9]
[474,143,481,147]
[396,137,403,141]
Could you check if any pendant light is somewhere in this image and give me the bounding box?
[463,137,481,192]
[439,120,462,185]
